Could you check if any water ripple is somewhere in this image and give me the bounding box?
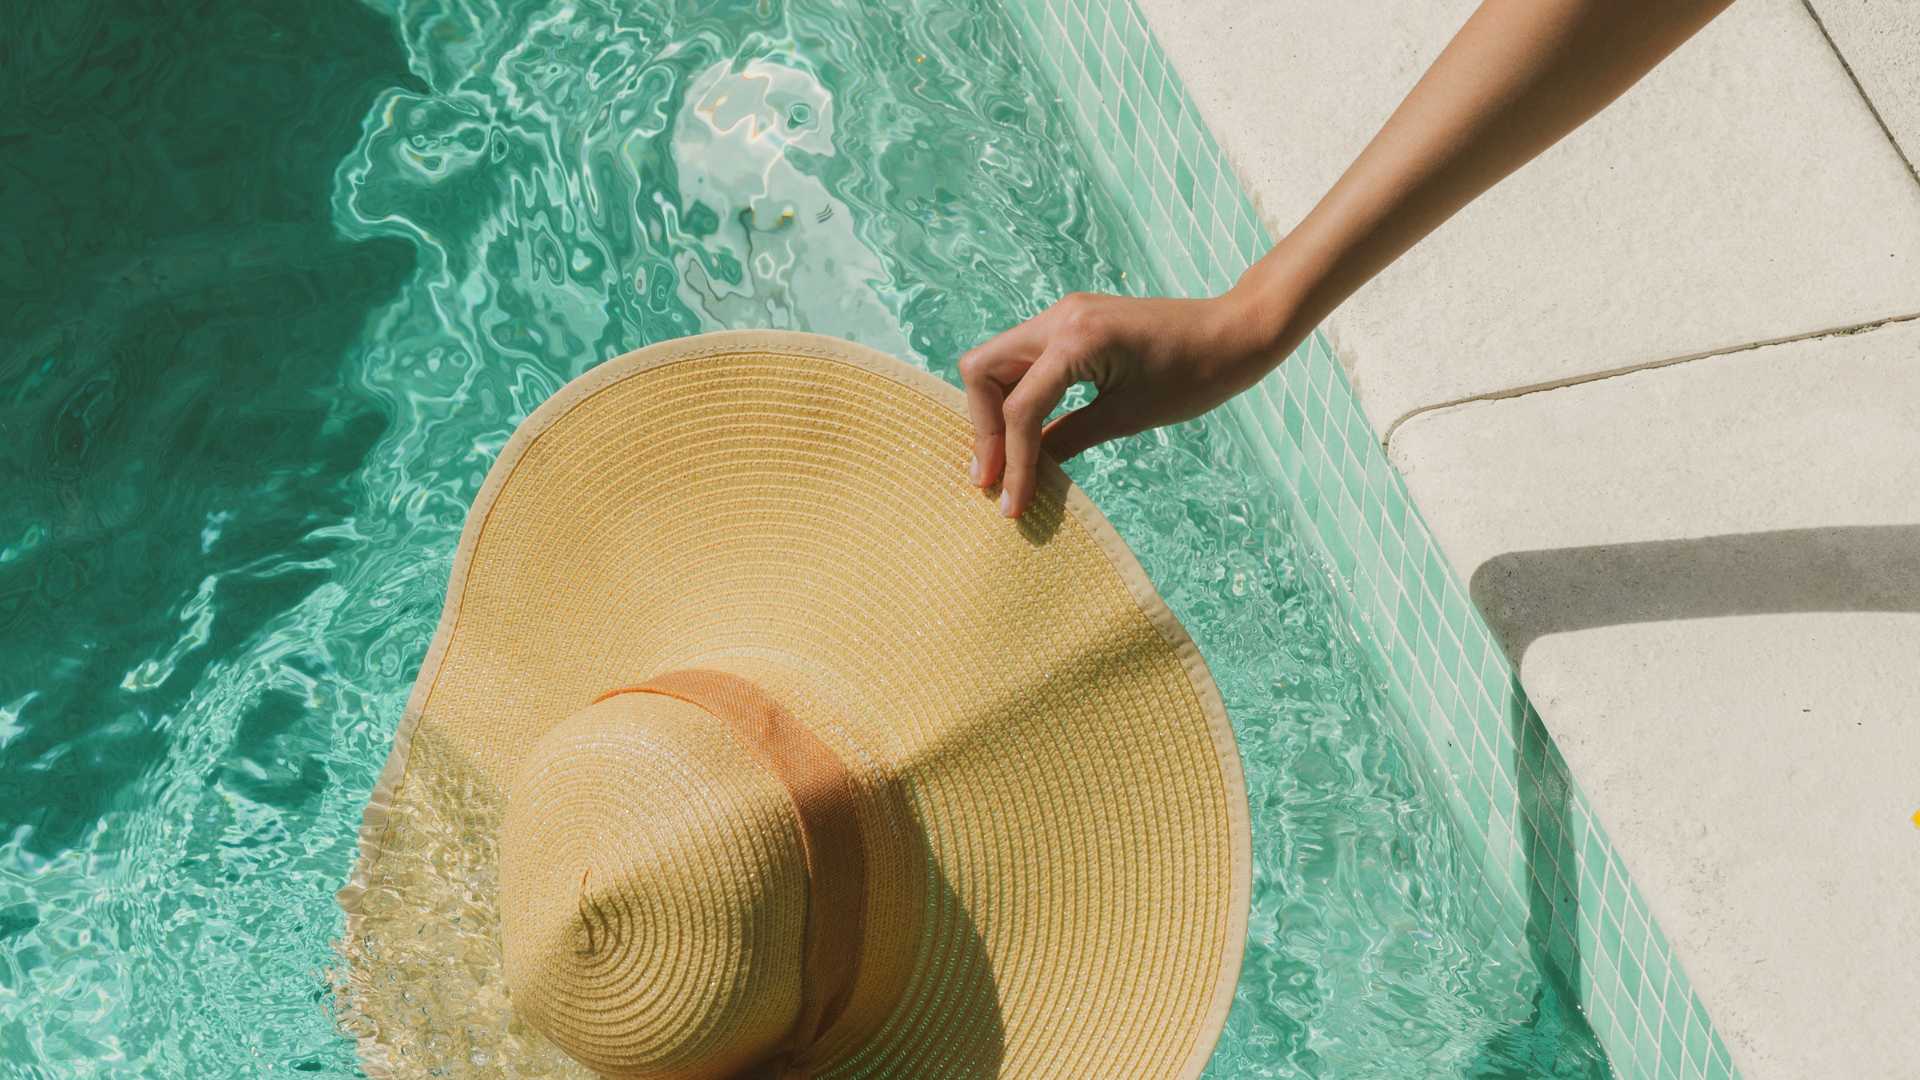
[0,0,1604,1076]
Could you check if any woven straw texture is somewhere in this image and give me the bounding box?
[336,331,1251,1078]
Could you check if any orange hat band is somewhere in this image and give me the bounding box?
[595,670,868,1077]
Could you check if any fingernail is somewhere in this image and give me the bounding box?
[969,454,982,486]
[1000,490,1015,518]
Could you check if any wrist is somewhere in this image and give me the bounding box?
[1216,264,1304,358]
[1225,225,1349,352]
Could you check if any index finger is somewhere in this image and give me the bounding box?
[956,318,1046,489]
[998,343,1080,518]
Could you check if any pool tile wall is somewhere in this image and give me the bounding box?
[997,1,1742,1077]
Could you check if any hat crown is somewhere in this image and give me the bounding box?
[499,693,808,1078]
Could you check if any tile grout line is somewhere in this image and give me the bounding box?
[1800,0,1920,189]
[1379,309,1920,449]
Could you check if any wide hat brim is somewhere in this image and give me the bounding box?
[336,330,1251,1077]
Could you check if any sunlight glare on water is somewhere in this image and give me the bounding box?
[0,0,1607,1076]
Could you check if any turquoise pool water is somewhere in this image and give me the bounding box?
[0,0,1607,1075]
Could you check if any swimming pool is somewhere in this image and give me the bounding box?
[0,0,1607,1075]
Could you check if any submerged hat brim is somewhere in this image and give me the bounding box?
[337,330,1250,1077]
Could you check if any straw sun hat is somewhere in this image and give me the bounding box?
[337,330,1251,1078]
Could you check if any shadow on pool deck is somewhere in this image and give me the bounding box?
[1470,524,1920,663]
[1463,523,1920,1074]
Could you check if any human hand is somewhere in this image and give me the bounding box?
[959,286,1297,517]
[957,0,1732,521]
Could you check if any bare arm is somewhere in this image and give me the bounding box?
[963,0,1734,517]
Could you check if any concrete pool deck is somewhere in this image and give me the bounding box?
[1133,0,1920,1077]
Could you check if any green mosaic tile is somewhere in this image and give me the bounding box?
[1641,971,1667,1029]
[1637,1019,1664,1079]
[1661,1016,1686,1078]
[1627,902,1652,965]
[1685,1008,1711,1071]
[1619,945,1645,1011]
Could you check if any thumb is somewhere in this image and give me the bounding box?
[1041,392,1134,463]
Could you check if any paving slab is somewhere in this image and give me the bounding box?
[1137,0,1920,435]
[1386,318,1920,1079]
[1808,0,1920,174]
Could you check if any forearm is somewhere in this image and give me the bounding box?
[1229,0,1733,349]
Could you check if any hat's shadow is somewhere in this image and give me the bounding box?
[903,857,1006,1075]
[829,789,1007,1075]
